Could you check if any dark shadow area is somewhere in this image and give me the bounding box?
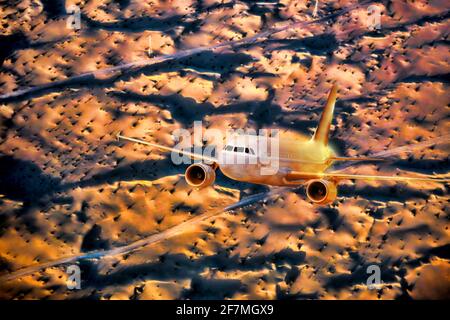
[425,243,450,260]
[81,13,200,33]
[399,74,450,85]
[338,183,435,202]
[318,206,344,231]
[81,224,111,252]
[0,33,30,66]
[0,211,9,238]
[403,243,450,271]
[387,158,450,175]
[41,0,66,19]
[116,0,131,11]
[266,33,339,56]
[182,276,244,299]
[0,156,61,202]
[0,255,13,274]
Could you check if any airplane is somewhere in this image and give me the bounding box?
[117,84,449,205]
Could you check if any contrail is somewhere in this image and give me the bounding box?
[0,188,286,283]
[0,0,371,101]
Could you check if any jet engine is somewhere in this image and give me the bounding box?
[185,163,216,189]
[305,179,337,204]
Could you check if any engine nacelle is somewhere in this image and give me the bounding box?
[306,179,337,204]
[185,163,216,189]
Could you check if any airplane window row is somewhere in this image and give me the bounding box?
[223,145,255,155]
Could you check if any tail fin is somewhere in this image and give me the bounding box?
[312,84,338,145]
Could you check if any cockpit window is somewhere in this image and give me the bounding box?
[225,145,255,154]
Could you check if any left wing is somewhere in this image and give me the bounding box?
[117,134,217,164]
[286,171,450,183]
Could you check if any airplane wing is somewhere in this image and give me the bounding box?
[329,156,385,162]
[285,171,450,183]
[117,134,217,164]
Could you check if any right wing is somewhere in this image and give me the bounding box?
[286,170,450,183]
[117,134,217,164]
[329,156,385,162]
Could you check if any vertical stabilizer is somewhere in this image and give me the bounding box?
[312,84,338,145]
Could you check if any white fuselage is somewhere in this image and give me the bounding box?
[217,134,335,186]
